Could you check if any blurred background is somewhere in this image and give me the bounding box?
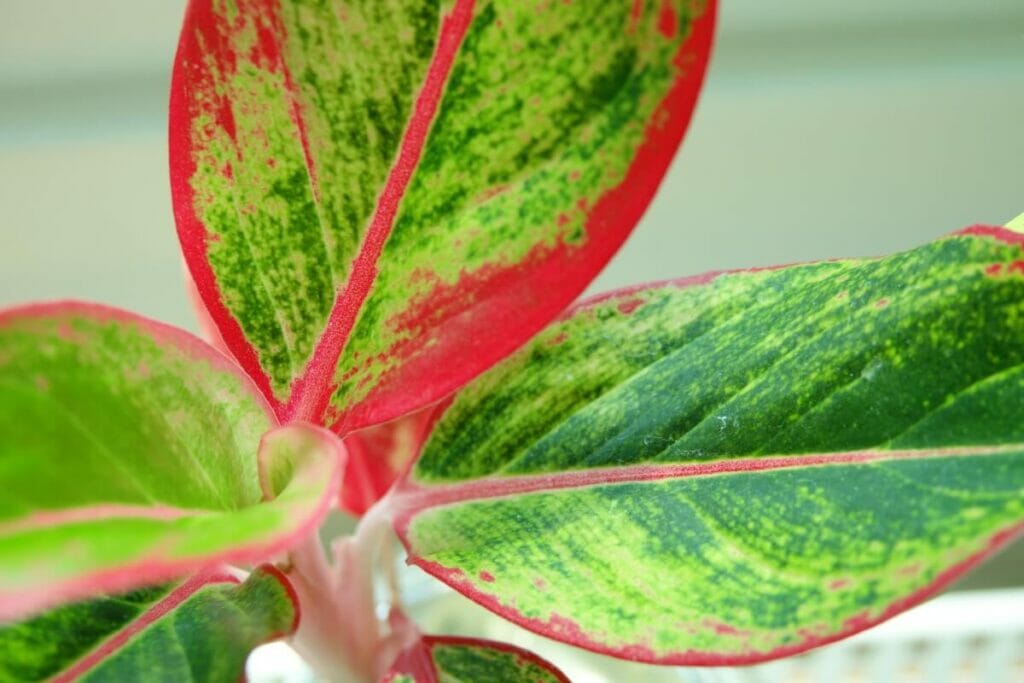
[1,1,1022,680]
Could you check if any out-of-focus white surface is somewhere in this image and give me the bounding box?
[247,642,316,683]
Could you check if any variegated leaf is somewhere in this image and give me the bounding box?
[0,303,342,618]
[0,567,296,682]
[382,635,569,683]
[171,0,716,434]
[392,227,1024,664]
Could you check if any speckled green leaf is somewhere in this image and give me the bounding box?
[393,227,1024,665]
[0,303,342,619]
[383,635,569,683]
[172,0,716,435]
[0,567,296,682]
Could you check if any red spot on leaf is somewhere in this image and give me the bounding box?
[840,610,872,634]
[701,618,749,637]
[616,297,645,315]
[251,21,278,66]
[533,577,547,591]
[628,0,644,33]
[658,0,677,38]
[985,263,1003,276]
[1010,260,1024,274]
[128,361,152,380]
[546,331,569,346]
[897,562,923,578]
[829,578,850,591]
[476,184,510,203]
[56,320,78,341]
[479,570,495,583]
[874,298,889,309]
[216,100,237,142]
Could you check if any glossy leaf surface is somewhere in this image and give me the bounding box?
[0,303,342,618]
[382,635,569,683]
[171,0,716,433]
[0,567,296,682]
[394,227,1024,664]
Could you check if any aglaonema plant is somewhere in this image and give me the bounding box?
[1,1,1022,681]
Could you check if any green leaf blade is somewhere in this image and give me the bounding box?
[383,635,569,683]
[402,451,1023,663]
[0,567,297,682]
[395,227,1024,664]
[0,303,341,618]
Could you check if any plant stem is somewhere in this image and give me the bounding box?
[285,530,377,683]
[286,498,417,682]
[355,497,421,674]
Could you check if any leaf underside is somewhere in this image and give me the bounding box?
[0,303,340,618]
[172,0,716,434]
[383,635,569,683]
[0,567,296,682]
[396,227,1024,665]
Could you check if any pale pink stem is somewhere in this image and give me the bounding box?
[286,505,411,682]
[286,530,375,682]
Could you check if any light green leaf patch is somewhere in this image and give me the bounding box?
[383,635,568,683]
[395,228,1024,664]
[0,303,342,618]
[0,567,296,682]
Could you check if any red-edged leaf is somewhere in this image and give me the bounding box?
[0,566,297,681]
[340,405,436,516]
[0,302,343,618]
[382,634,570,683]
[389,228,1024,664]
[170,0,716,435]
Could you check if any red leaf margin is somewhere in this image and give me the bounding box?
[392,453,1024,665]
[51,565,298,682]
[387,225,1024,665]
[170,0,719,437]
[330,0,719,435]
[381,634,570,683]
[0,301,344,619]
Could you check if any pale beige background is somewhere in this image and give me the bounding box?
[1,0,1021,589]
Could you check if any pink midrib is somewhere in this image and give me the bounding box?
[390,443,1023,523]
[282,0,477,426]
[393,443,1024,667]
[0,504,195,536]
[52,571,238,682]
